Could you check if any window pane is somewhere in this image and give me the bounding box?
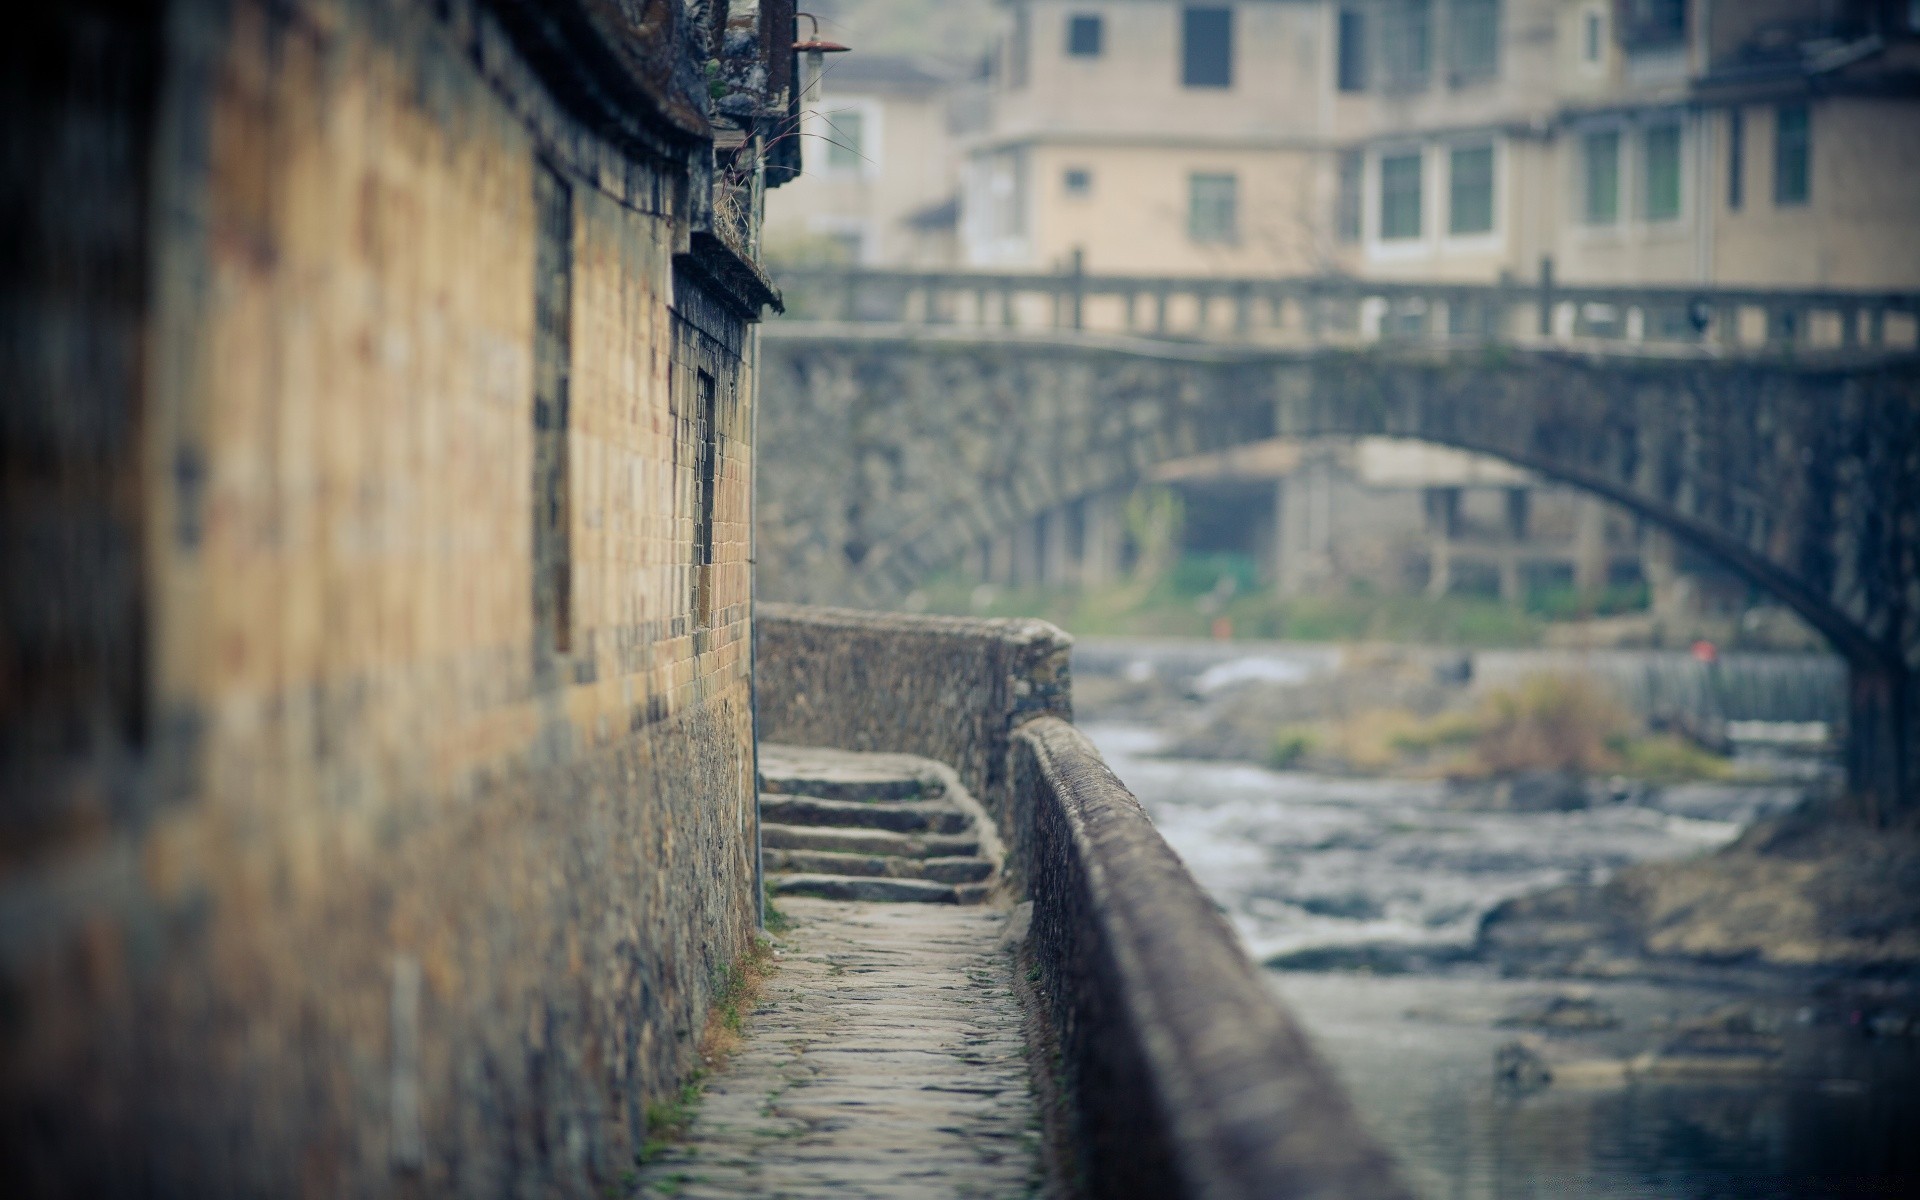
[1067,14,1103,57]
[1380,152,1423,240]
[1449,144,1494,234]
[1727,109,1744,210]
[1582,130,1619,223]
[1643,122,1680,221]
[827,110,865,171]
[1381,0,1432,91]
[1064,168,1092,196]
[1775,103,1809,206]
[1189,172,1238,242]
[1337,8,1368,91]
[1448,0,1500,80]
[1337,151,1364,242]
[1182,7,1233,88]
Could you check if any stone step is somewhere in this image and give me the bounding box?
[765,849,995,885]
[760,823,980,860]
[772,874,961,904]
[758,744,947,803]
[759,794,970,835]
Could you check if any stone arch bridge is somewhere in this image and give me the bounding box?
[758,268,1920,816]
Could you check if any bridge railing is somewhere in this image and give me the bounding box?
[770,264,1920,356]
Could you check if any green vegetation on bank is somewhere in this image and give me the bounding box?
[914,553,1654,648]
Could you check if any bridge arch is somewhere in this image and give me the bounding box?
[758,327,1920,815]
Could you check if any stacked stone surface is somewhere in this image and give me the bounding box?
[759,745,1000,904]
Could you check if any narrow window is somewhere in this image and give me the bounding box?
[1726,108,1744,210]
[1448,143,1495,235]
[1620,0,1685,49]
[1448,0,1500,81]
[1380,0,1432,91]
[1582,9,1603,62]
[825,108,865,173]
[1337,8,1369,91]
[1379,151,1423,240]
[1063,167,1093,196]
[1582,129,1620,224]
[693,369,720,629]
[1067,14,1103,57]
[1188,172,1238,242]
[1182,7,1234,88]
[1642,121,1681,221]
[1008,7,1031,88]
[1336,150,1364,242]
[532,163,573,662]
[1774,103,1810,206]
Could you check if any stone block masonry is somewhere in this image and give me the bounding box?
[1,0,783,1193]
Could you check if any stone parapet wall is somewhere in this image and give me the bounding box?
[755,604,1072,833]
[755,606,1406,1198]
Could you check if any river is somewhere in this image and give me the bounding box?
[1078,641,1919,1198]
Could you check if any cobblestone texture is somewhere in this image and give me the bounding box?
[638,899,1043,1199]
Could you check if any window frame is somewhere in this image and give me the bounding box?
[1066,13,1104,58]
[1378,149,1425,241]
[1446,141,1497,237]
[1447,0,1501,83]
[1181,6,1235,89]
[1640,119,1682,223]
[1337,7,1369,92]
[1187,171,1240,243]
[1580,126,1622,226]
[1774,102,1810,207]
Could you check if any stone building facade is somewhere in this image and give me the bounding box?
[2,0,789,1193]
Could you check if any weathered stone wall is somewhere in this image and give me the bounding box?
[1011,716,1410,1200]
[754,606,1408,1198]
[755,603,1071,832]
[757,330,1920,814]
[2,0,765,1192]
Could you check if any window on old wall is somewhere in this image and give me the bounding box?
[1182,7,1234,88]
[693,369,720,629]
[1618,0,1685,49]
[1063,167,1093,196]
[1727,108,1745,210]
[532,163,573,664]
[1337,8,1369,91]
[1336,150,1364,242]
[1380,0,1433,92]
[1448,143,1495,235]
[1775,103,1810,206]
[1067,13,1103,57]
[1581,128,1620,224]
[1582,8,1604,63]
[1379,151,1423,240]
[1448,0,1500,82]
[1188,172,1239,242]
[824,108,868,174]
[1642,120,1681,221]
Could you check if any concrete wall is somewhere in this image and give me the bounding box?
[753,605,1409,1199]
[1,0,766,1192]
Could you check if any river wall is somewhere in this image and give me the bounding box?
[756,605,1409,1200]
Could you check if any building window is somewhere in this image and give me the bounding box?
[1582,9,1603,62]
[1379,151,1423,240]
[1063,167,1093,196]
[1775,103,1810,206]
[1380,0,1433,91]
[1642,120,1681,221]
[693,369,720,629]
[1008,7,1031,88]
[1727,108,1744,210]
[988,149,1028,238]
[1182,7,1234,88]
[1336,150,1364,242]
[1067,14,1103,56]
[825,108,866,173]
[1619,0,1685,49]
[532,164,574,663]
[1448,0,1500,81]
[1188,172,1238,242]
[1337,8,1368,91]
[1581,129,1620,224]
[1448,143,1495,235]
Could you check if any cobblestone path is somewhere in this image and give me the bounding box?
[637,898,1042,1199]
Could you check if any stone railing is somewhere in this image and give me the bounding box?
[755,605,1409,1200]
[770,264,1920,356]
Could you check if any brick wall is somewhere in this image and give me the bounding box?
[1,0,765,1192]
